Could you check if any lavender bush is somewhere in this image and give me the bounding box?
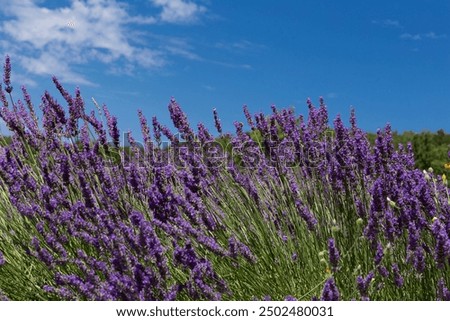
[0,56,449,300]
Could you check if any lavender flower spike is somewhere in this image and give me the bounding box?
[327,238,340,271]
[3,55,12,93]
[374,242,383,266]
[437,278,450,301]
[391,264,403,288]
[213,108,222,134]
[356,271,374,300]
[321,277,340,301]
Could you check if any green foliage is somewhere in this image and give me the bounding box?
[0,135,12,147]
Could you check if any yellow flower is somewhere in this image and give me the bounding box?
[444,163,450,170]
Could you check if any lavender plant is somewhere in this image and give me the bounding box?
[0,56,449,301]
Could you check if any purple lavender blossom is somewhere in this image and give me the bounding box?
[384,209,398,242]
[3,55,12,93]
[213,108,222,134]
[243,105,255,130]
[150,116,161,144]
[413,246,425,273]
[31,237,55,268]
[431,219,450,269]
[374,242,383,266]
[164,285,180,301]
[102,105,120,148]
[327,238,340,271]
[295,200,318,231]
[377,265,389,278]
[0,251,5,265]
[391,264,403,288]
[52,76,72,106]
[225,236,237,260]
[321,277,340,301]
[437,278,450,301]
[407,220,420,252]
[354,197,366,218]
[0,85,8,106]
[174,241,198,270]
[168,98,193,140]
[137,110,151,147]
[356,271,374,300]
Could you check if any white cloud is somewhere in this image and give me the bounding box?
[21,53,89,83]
[400,33,422,40]
[0,0,165,85]
[211,61,252,69]
[372,19,447,45]
[151,0,206,23]
[424,32,447,39]
[400,31,447,41]
[155,37,201,61]
[0,0,240,87]
[383,19,402,28]
[215,40,266,53]
[11,73,38,88]
[372,19,403,28]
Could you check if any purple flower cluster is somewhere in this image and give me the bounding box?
[356,271,374,300]
[391,263,404,288]
[327,238,340,271]
[437,278,450,301]
[321,277,340,301]
[2,55,12,94]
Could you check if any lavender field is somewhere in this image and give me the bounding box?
[0,56,449,301]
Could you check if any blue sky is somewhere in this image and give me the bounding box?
[1,0,449,139]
